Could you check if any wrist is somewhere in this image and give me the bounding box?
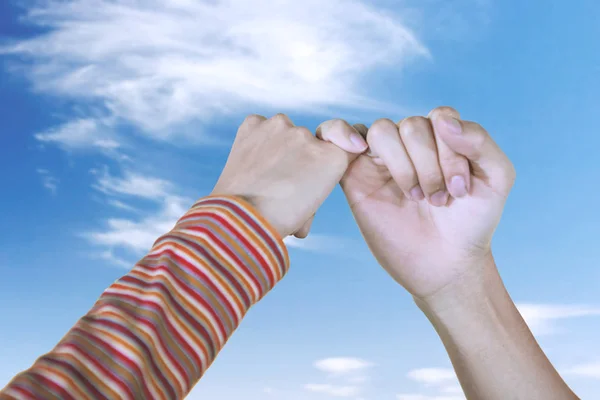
[414,253,505,320]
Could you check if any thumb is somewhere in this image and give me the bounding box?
[315,119,368,160]
[293,214,314,239]
[431,114,516,196]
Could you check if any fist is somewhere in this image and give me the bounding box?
[319,107,516,300]
[211,114,368,238]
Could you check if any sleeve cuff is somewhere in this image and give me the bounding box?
[165,195,290,303]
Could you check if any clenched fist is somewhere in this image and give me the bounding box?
[318,106,516,301]
[212,113,368,238]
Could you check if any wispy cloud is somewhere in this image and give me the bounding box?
[107,199,138,212]
[314,358,374,376]
[82,167,192,265]
[36,168,59,194]
[35,118,119,151]
[516,303,600,336]
[94,249,132,269]
[305,357,374,398]
[398,367,465,400]
[396,395,464,400]
[407,368,457,386]
[84,194,190,254]
[91,166,173,200]
[4,0,428,149]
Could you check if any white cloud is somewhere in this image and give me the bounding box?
[396,395,464,400]
[84,195,190,254]
[564,362,600,379]
[36,168,59,194]
[35,118,119,150]
[95,249,132,269]
[83,168,191,264]
[304,383,359,397]
[91,167,173,200]
[4,0,428,145]
[314,358,374,375]
[407,368,457,386]
[107,199,138,212]
[402,367,465,400]
[516,303,600,336]
[439,384,463,394]
[306,358,374,398]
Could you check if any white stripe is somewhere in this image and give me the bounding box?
[54,343,140,400]
[201,202,285,277]
[176,227,261,303]
[146,241,244,324]
[90,298,188,393]
[118,263,227,349]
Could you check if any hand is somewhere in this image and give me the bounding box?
[212,114,368,238]
[317,107,516,300]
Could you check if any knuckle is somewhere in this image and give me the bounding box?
[367,119,395,139]
[329,118,349,132]
[429,106,459,119]
[243,114,264,126]
[399,116,429,136]
[271,113,292,126]
[368,118,397,141]
[471,129,488,155]
[463,121,489,154]
[371,118,397,131]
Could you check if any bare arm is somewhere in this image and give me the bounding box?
[416,256,579,400]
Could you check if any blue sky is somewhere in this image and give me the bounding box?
[1,0,600,399]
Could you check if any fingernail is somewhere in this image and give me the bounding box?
[410,186,425,201]
[350,132,368,151]
[430,190,449,206]
[439,115,462,135]
[449,175,468,198]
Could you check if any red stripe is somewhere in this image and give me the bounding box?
[85,309,178,399]
[41,355,104,399]
[115,276,210,382]
[181,210,276,291]
[4,384,36,399]
[61,339,137,400]
[72,327,157,399]
[141,248,234,336]
[196,197,286,270]
[164,230,254,309]
[28,372,75,400]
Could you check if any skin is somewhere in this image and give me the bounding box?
[211,113,368,238]
[316,106,579,399]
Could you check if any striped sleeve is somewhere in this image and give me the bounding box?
[0,195,290,400]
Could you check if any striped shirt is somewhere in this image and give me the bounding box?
[0,195,290,400]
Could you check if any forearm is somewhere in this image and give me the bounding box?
[415,256,578,400]
[1,196,289,400]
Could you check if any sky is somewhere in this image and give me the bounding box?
[1,0,600,399]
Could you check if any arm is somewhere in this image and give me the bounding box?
[1,113,366,400]
[321,106,579,399]
[1,196,289,400]
[416,256,579,400]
